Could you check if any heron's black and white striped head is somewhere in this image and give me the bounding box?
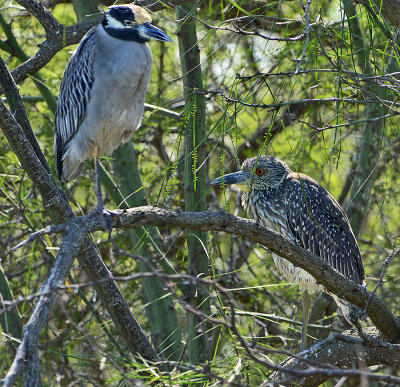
[211,156,292,190]
[102,4,173,43]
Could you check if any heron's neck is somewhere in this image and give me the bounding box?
[242,186,283,211]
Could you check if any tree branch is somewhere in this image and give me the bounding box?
[270,326,400,386]
[13,206,400,343]
[3,224,88,387]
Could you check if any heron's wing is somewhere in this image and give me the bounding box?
[54,28,96,179]
[284,173,365,284]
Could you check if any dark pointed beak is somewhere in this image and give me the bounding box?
[141,22,173,42]
[210,171,250,186]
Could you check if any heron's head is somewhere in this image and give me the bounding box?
[102,4,173,43]
[210,156,292,191]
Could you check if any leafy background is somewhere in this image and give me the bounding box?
[1,0,399,385]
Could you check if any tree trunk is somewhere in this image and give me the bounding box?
[110,143,183,362]
[343,0,388,237]
[72,0,100,22]
[176,4,211,364]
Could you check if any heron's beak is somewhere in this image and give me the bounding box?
[210,171,250,186]
[140,23,173,42]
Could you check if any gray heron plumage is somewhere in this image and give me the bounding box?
[55,4,172,213]
[211,156,365,349]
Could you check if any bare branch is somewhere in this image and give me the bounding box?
[207,90,400,112]
[270,327,400,386]
[13,206,400,343]
[296,0,312,73]
[3,221,161,385]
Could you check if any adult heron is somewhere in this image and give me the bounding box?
[55,4,172,216]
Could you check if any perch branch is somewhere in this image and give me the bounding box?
[13,206,400,343]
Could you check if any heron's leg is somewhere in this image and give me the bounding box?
[92,146,119,239]
[301,290,311,351]
[93,145,104,213]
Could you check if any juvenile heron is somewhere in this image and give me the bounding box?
[55,4,172,215]
[211,156,365,350]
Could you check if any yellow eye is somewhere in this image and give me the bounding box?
[255,168,264,176]
[124,20,135,26]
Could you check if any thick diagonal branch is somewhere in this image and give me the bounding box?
[20,206,400,343]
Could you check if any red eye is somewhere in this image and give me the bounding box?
[256,168,264,176]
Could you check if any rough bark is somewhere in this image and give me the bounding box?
[270,327,400,386]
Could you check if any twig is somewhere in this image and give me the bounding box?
[296,113,397,132]
[10,223,67,251]
[364,246,400,312]
[206,90,400,110]
[144,103,182,119]
[296,0,313,73]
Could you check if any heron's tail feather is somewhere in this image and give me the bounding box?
[60,157,84,181]
[55,138,88,181]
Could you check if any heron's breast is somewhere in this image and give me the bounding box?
[243,191,288,235]
[273,254,320,292]
[244,191,320,292]
[83,41,152,154]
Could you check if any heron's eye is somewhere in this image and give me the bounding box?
[255,168,265,176]
[124,20,135,26]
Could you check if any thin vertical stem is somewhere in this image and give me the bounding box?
[176,4,211,364]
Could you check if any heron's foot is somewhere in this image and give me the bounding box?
[349,305,367,323]
[91,208,121,241]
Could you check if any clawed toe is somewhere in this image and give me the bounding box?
[91,208,121,241]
